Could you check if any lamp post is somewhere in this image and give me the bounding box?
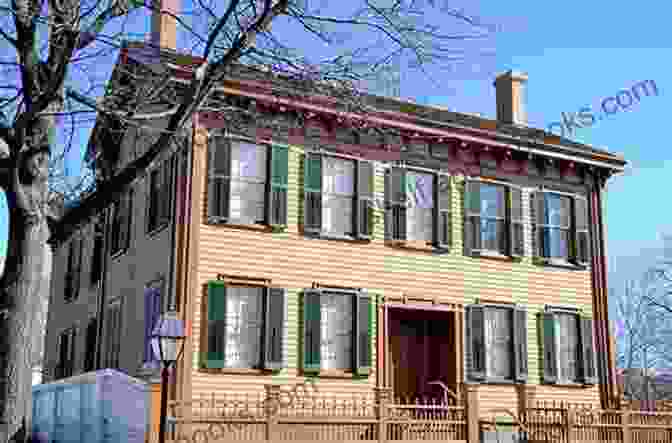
[150,310,186,443]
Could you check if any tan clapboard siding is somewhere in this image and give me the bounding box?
[533,385,600,406]
[190,140,599,407]
[478,385,518,419]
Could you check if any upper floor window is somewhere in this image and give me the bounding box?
[302,287,371,376]
[464,180,523,257]
[64,235,83,302]
[207,137,288,227]
[541,307,596,385]
[147,157,174,233]
[304,153,373,239]
[465,303,527,383]
[104,299,123,370]
[385,167,450,248]
[56,327,77,379]
[83,317,97,372]
[90,218,104,286]
[110,188,133,256]
[533,192,590,265]
[204,282,286,371]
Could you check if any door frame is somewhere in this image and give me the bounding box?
[381,299,464,400]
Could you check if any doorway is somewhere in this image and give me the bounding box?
[388,307,457,403]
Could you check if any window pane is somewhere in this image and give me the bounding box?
[544,194,571,228]
[406,172,433,241]
[407,206,433,241]
[480,184,505,219]
[229,142,266,222]
[320,292,353,370]
[480,219,507,253]
[542,228,569,259]
[230,180,265,222]
[323,157,354,195]
[558,313,579,382]
[323,195,353,235]
[485,308,513,379]
[323,157,354,235]
[407,172,433,209]
[232,141,266,179]
[225,287,263,368]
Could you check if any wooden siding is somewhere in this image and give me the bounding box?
[187,137,599,409]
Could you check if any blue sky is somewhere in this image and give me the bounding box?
[1,0,670,296]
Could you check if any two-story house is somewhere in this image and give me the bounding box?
[45,11,626,427]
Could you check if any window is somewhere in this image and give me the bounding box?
[207,137,288,227]
[90,218,104,286]
[110,188,133,255]
[541,308,597,385]
[385,167,450,248]
[533,191,590,265]
[143,282,165,369]
[204,282,286,370]
[64,235,83,302]
[104,300,122,370]
[304,153,373,239]
[147,157,174,233]
[302,287,371,375]
[464,181,523,257]
[56,327,77,379]
[84,317,97,372]
[465,303,527,383]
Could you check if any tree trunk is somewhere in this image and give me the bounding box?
[0,145,53,443]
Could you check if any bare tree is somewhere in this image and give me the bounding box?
[613,241,672,403]
[0,0,497,440]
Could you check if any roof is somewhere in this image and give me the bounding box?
[85,41,625,171]
[59,40,627,246]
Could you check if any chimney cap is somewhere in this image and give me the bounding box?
[494,70,528,86]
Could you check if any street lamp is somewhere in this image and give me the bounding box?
[150,310,186,443]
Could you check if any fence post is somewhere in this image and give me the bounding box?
[375,387,392,443]
[565,408,574,443]
[464,384,480,443]
[265,384,281,441]
[622,410,631,443]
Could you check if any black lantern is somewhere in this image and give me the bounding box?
[150,310,186,443]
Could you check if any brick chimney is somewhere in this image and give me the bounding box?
[151,0,179,50]
[494,70,528,125]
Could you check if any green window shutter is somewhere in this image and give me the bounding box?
[303,153,322,234]
[302,289,322,373]
[267,144,289,227]
[433,174,451,249]
[542,312,558,384]
[385,167,406,240]
[355,161,374,239]
[464,180,481,255]
[513,307,528,383]
[206,282,226,369]
[353,291,372,376]
[208,137,231,223]
[533,192,547,258]
[572,196,591,266]
[465,304,486,381]
[508,187,524,258]
[580,317,597,385]
[263,287,286,370]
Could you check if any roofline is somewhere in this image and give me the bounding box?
[86,40,626,172]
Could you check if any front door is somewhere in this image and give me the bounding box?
[389,308,455,402]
